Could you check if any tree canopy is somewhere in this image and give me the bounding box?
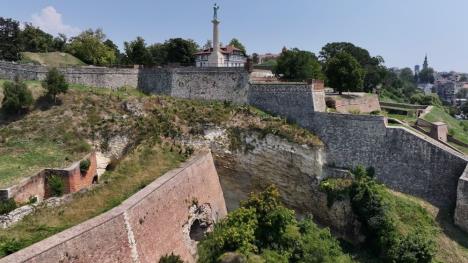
[228,38,246,54]
[42,68,69,103]
[324,52,365,94]
[0,17,21,61]
[1,77,33,114]
[67,29,116,66]
[124,37,152,65]
[320,42,385,92]
[418,67,435,84]
[19,23,54,53]
[197,186,352,263]
[273,48,323,81]
[164,38,199,65]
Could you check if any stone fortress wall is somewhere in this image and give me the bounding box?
[1,61,467,229]
[0,151,227,263]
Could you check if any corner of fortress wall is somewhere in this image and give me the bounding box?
[455,165,468,231]
[0,151,227,263]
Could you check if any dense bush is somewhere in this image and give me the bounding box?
[349,166,436,263]
[197,186,352,263]
[42,68,69,103]
[0,199,17,215]
[1,78,33,114]
[159,253,184,263]
[47,175,65,197]
[79,159,91,174]
[410,93,441,106]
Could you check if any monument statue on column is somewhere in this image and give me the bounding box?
[207,3,224,67]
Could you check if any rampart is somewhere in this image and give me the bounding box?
[0,151,227,263]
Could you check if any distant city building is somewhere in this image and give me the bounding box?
[423,54,429,70]
[195,4,247,67]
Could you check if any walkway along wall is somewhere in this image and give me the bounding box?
[0,151,226,263]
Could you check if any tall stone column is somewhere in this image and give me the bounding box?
[212,19,220,52]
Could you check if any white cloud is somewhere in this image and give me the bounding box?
[31,6,80,36]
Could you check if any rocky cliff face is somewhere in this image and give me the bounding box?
[186,127,361,242]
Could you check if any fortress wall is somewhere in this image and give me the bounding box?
[455,165,468,232]
[248,82,316,121]
[327,94,381,113]
[137,68,173,95]
[170,67,250,104]
[304,113,467,208]
[0,61,139,89]
[1,151,227,263]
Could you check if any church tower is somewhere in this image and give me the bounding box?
[423,54,429,70]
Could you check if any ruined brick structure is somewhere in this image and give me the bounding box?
[0,152,97,203]
[0,151,227,263]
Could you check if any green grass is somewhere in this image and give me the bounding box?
[0,138,73,188]
[423,106,468,145]
[20,52,85,67]
[0,143,185,257]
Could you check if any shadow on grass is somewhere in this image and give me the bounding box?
[436,207,468,248]
[34,95,62,111]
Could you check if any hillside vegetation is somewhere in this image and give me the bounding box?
[20,52,85,67]
[423,106,468,145]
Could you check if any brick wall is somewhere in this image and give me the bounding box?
[2,152,97,203]
[0,151,227,263]
[326,93,381,113]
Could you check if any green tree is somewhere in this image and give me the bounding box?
[399,68,415,83]
[320,42,385,92]
[418,67,435,84]
[124,36,152,65]
[252,53,259,64]
[53,33,67,52]
[103,39,121,64]
[67,29,116,65]
[1,77,33,114]
[274,48,323,81]
[19,23,54,52]
[324,52,365,94]
[0,17,21,61]
[42,68,68,103]
[197,186,351,263]
[164,38,199,65]
[148,43,168,66]
[229,38,246,54]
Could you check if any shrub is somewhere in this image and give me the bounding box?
[370,110,381,115]
[159,253,184,263]
[28,195,38,204]
[0,198,17,215]
[1,78,33,114]
[319,178,352,207]
[42,68,68,103]
[48,175,65,197]
[79,159,91,174]
[197,186,352,263]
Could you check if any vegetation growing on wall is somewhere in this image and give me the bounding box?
[320,166,438,263]
[47,175,65,197]
[0,199,17,215]
[197,186,352,263]
[79,159,90,174]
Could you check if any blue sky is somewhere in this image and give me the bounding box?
[2,0,467,72]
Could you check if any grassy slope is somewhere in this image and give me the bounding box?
[423,106,468,153]
[20,52,85,67]
[389,191,468,263]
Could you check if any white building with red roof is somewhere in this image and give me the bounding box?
[195,4,247,68]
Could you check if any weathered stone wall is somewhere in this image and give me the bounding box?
[169,67,249,104]
[455,165,468,232]
[0,61,139,89]
[326,93,381,113]
[299,113,467,208]
[0,151,227,263]
[248,82,317,121]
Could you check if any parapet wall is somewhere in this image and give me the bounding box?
[1,151,227,263]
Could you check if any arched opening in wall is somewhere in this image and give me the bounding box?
[92,175,98,184]
[189,219,209,241]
